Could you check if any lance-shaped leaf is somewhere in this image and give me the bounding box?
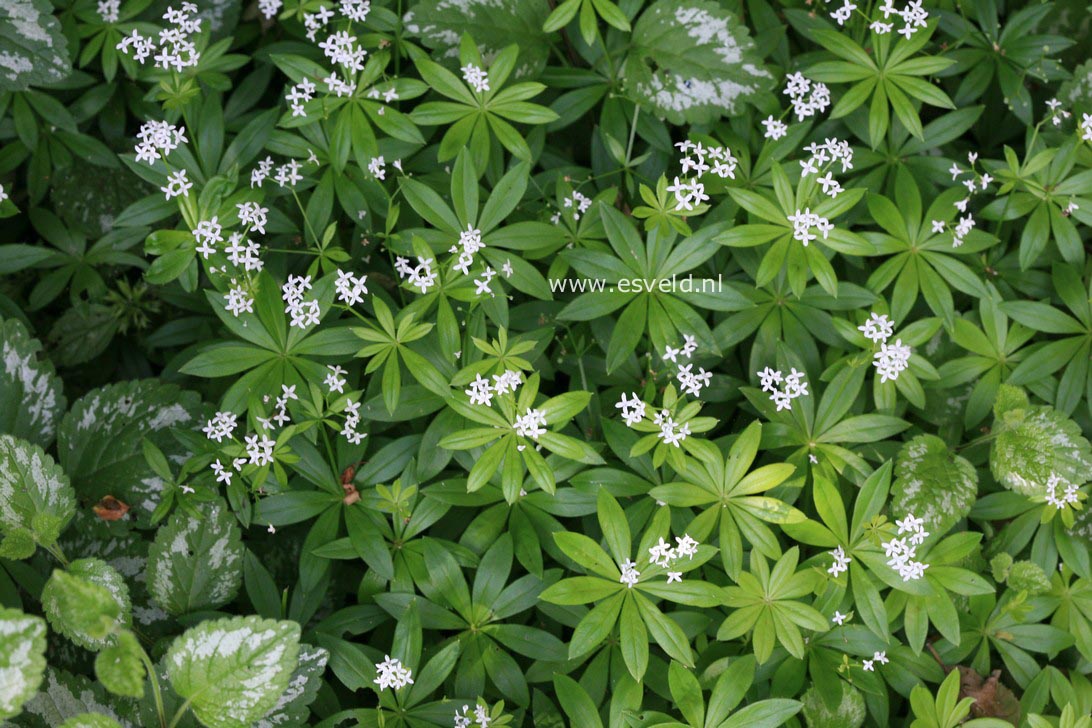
[147,498,244,615]
[166,616,301,728]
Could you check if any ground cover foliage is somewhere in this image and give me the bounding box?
[0,0,1091,726]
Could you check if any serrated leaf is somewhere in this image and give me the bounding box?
[166,616,301,728]
[0,434,75,552]
[892,435,978,539]
[0,317,66,448]
[0,608,47,719]
[623,0,772,124]
[42,559,130,652]
[58,713,124,728]
[146,498,243,615]
[0,0,71,91]
[254,644,328,727]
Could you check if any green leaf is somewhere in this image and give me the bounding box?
[0,608,47,719]
[623,0,773,124]
[94,630,144,698]
[553,673,604,728]
[147,498,243,615]
[42,560,129,651]
[0,434,76,553]
[167,616,301,728]
[892,435,978,539]
[0,0,71,91]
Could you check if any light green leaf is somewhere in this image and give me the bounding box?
[892,435,978,539]
[0,434,75,554]
[167,616,301,728]
[42,560,130,651]
[0,608,47,719]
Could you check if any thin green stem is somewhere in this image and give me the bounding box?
[138,645,168,728]
[167,699,192,728]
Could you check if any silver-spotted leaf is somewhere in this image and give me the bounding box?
[146,498,243,615]
[166,616,301,728]
[0,318,66,448]
[403,0,551,78]
[19,668,134,727]
[0,0,71,91]
[0,434,76,553]
[990,386,1092,496]
[93,631,144,699]
[255,644,329,727]
[0,608,47,719]
[57,380,204,522]
[623,0,772,124]
[892,435,978,539]
[58,714,124,728]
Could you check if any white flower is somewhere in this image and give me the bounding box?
[203,411,238,442]
[882,513,930,581]
[258,0,283,19]
[374,655,414,691]
[161,170,192,200]
[759,367,807,410]
[1045,473,1079,509]
[620,559,641,588]
[831,611,848,626]
[514,408,547,440]
[873,338,911,382]
[666,571,682,583]
[873,650,889,665]
[193,217,223,259]
[675,534,699,559]
[465,374,494,406]
[274,160,303,188]
[1080,113,1092,142]
[648,537,676,567]
[784,73,830,120]
[0,183,7,204]
[830,1,856,26]
[827,546,851,577]
[237,202,269,235]
[245,433,276,466]
[334,268,368,306]
[858,312,894,343]
[787,208,832,246]
[461,63,490,93]
[862,659,874,672]
[930,220,945,234]
[324,365,347,394]
[616,392,646,427]
[211,460,232,485]
[762,116,788,140]
[97,0,120,23]
[225,281,254,317]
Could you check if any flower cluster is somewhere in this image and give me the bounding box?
[324,365,347,394]
[258,0,283,20]
[1046,98,1072,127]
[133,121,187,165]
[648,534,700,583]
[873,0,928,39]
[319,30,367,72]
[874,339,912,383]
[461,63,490,93]
[116,2,202,71]
[761,116,788,140]
[667,141,737,212]
[757,367,809,411]
[615,393,646,426]
[286,78,316,116]
[394,256,439,293]
[514,408,547,440]
[1045,473,1080,510]
[453,703,493,728]
[256,384,298,430]
[202,411,238,443]
[862,650,889,671]
[620,558,641,587]
[653,409,690,447]
[282,275,321,329]
[97,0,120,23]
[858,312,895,343]
[881,514,930,581]
[787,208,833,245]
[1082,113,1092,142]
[374,655,414,691]
[784,73,831,121]
[340,397,366,444]
[245,433,275,467]
[799,138,854,194]
[334,269,369,306]
[828,545,851,577]
[666,177,709,212]
[465,370,523,406]
[451,226,486,276]
[225,280,255,317]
